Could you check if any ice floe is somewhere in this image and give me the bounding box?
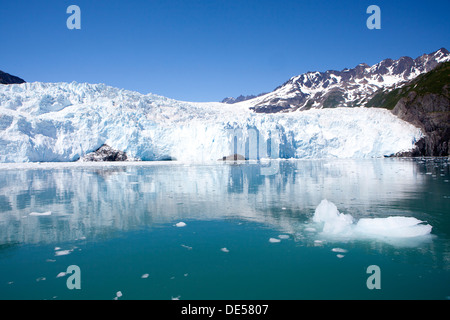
[312,199,432,239]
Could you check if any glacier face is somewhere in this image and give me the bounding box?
[0,82,422,163]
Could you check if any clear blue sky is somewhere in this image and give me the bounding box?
[1,0,449,102]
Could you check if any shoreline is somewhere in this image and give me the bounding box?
[0,156,448,171]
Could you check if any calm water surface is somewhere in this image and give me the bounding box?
[0,158,449,299]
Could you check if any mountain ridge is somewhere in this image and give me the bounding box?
[231,48,449,113]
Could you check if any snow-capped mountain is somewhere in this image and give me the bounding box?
[0,81,422,163]
[222,93,266,104]
[238,48,449,113]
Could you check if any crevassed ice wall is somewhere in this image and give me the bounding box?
[0,82,422,163]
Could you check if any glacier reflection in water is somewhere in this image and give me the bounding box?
[0,158,446,246]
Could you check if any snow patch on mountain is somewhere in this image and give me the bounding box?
[0,82,422,163]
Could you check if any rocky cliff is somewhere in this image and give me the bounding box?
[387,62,450,156]
[393,92,449,156]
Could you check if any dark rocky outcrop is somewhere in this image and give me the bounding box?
[392,92,450,156]
[0,70,26,85]
[219,154,247,161]
[389,62,450,156]
[79,144,128,162]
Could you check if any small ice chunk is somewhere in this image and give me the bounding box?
[172,296,181,300]
[29,211,52,216]
[336,254,345,259]
[269,238,281,243]
[304,227,317,232]
[331,248,348,253]
[141,274,149,279]
[56,272,67,278]
[116,291,123,298]
[55,250,71,256]
[314,240,325,246]
[221,247,230,253]
[181,244,192,250]
[175,222,186,227]
[278,235,290,239]
[36,277,46,282]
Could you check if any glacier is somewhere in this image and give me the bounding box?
[0,81,423,163]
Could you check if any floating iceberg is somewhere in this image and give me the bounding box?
[312,199,432,239]
[313,200,354,235]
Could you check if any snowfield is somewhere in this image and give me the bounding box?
[0,82,422,163]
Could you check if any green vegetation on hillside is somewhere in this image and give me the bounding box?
[366,61,450,110]
[322,90,345,108]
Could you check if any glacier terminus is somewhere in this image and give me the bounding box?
[0,81,423,163]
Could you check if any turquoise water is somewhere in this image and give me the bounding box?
[0,159,449,300]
